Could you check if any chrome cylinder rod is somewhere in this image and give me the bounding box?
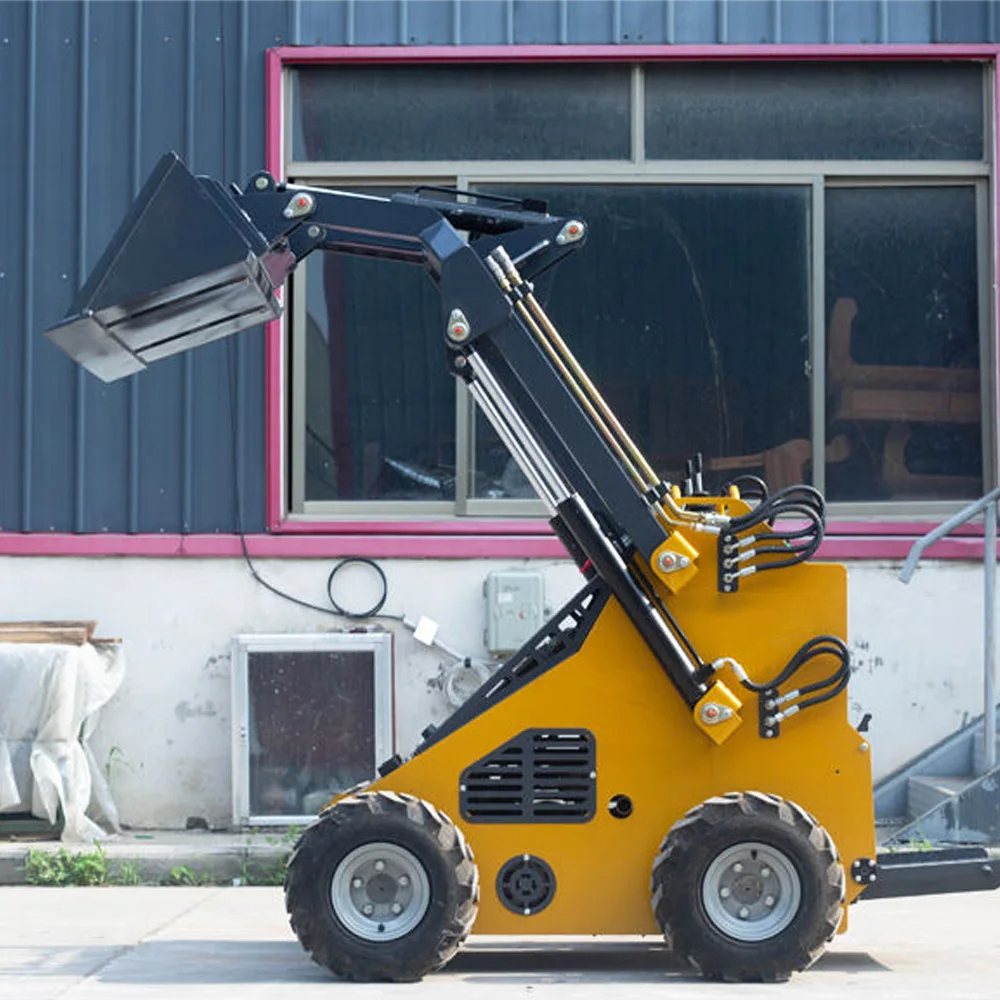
[490,246,661,490]
[466,351,571,509]
[466,381,559,512]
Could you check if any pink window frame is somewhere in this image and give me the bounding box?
[263,43,1000,561]
[1,43,995,561]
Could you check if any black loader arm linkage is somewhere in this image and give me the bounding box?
[45,153,707,709]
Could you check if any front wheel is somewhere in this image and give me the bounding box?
[651,791,844,982]
[285,791,479,981]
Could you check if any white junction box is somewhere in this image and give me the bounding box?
[485,569,545,655]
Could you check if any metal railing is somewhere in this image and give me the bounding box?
[900,486,1000,774]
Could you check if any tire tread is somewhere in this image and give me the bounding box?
[285,791,478,982]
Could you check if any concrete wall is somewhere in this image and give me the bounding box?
[0,555,988,829]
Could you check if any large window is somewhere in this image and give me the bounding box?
[286,59,993,520]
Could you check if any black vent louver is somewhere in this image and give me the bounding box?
[460,729,596,823]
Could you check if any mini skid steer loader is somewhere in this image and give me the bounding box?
[47,154,1000,983]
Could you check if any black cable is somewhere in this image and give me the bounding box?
[327,557,404,620]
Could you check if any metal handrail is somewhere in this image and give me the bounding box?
[900,486,1000,774]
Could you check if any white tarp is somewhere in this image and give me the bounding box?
[0,642,125,841]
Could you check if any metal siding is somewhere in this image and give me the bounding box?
[887,1,936,43]
[401,0,453,45]
[31,3,80,533]
[725,1,777,44]
[941,0,993,43]
[0,2,28,532]
[3,0,998,536]
[618,1,669,44]
[512,0,561,44]
[0,0,272,534]
[79,1,137,533]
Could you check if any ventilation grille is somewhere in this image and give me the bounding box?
[460,729,596,823]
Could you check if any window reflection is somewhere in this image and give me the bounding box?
[303,251,456,503]
[248,651,375,817]
[473,184,812,497]
[825,186,982,502]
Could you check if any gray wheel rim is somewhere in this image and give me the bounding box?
[701,841,801,943]
[330,842,430,942]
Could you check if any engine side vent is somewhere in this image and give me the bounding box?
[460,728,596,823]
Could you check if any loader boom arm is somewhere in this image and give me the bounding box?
[45,153,828,719]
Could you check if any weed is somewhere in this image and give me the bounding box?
[24,845,109,887]
[237,825,302,886]
[162,864,213,886]
[115,860,142,886]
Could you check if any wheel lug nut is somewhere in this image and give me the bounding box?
[391,902,403,914]
[398,875,410,887]
[719,887,731,899]
[739,907,750,919]
[761,867,771,878]
[362,903,374,916]
[351,877,363,889]
[733,862,743,873]
[374,860,385,872]
[765,895,775,907]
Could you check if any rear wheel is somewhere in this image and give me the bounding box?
[651,791,844,982]
[285,791,479,982]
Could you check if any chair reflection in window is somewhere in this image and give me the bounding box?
[827,298,980,499]
[706,298,980,499]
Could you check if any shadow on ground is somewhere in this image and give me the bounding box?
[0,939,890,986]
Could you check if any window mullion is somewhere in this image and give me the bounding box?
[811,176,826,495]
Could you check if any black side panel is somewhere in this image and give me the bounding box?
[411,579,610,756]
[460,728,596,824]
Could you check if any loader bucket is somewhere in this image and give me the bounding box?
[46,152,283,382]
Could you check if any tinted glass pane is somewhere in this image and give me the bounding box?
[248,650,374,816]
[473,184,811,497]
[294,65,631,161]
[645,62,984,160]
[301,249,455,503]
[825,186,982,502]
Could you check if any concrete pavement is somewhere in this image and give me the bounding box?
[1,885,998,999]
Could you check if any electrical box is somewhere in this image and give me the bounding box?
[485,570,545,655]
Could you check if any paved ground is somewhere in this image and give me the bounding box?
[1,886,998,1000]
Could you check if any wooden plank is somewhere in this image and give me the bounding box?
[0,621,97,646]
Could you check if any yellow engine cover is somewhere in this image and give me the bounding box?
[357,539,873,937]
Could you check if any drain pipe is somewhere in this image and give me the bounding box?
[901,487,1000,776]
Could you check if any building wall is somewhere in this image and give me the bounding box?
[1,1,998,828]
[0,554,986,829]
[2,0,999,533]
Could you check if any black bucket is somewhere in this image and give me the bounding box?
[46,153,282,382]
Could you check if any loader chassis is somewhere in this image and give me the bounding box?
[48,153,883,983]
[361,555,871,936]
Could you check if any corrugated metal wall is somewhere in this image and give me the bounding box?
[1,0,997,534]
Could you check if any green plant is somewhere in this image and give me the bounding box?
[115,860,142,886]
[238,825,302,886]
[24,845,109,886]
[162,864,207,886]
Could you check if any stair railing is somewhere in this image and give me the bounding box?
[900,486,1000,775]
